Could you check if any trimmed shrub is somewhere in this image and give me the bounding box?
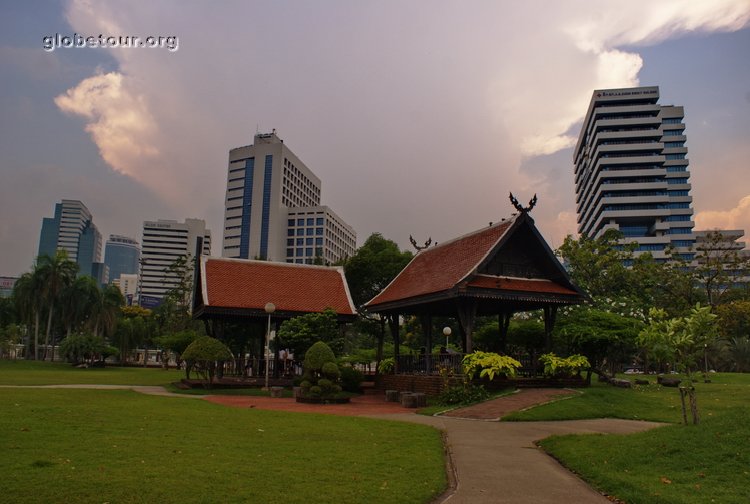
[340,366,364,393]
[299,341,343,401]
[305,341,337,369]
[181,336,233,388]
[321,361,340,379]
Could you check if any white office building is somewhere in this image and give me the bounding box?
[573,86,695,261]
[140,218,211,307]
[113,273,138,304]
[223,131,356,264]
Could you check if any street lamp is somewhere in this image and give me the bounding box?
[264,302,276,390]
[443,326,452,348]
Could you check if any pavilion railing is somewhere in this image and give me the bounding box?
[218,357,303,379]
[395,353,543,377]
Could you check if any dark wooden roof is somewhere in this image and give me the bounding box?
[193,257,357,321]
[365,213,584,315]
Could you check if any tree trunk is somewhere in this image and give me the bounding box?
[678,387,689,425]
[43,302,54,361]
[688,387,700,425]
[33,310,40,360]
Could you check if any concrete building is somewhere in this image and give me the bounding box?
[0,276,18,298]
[140,218,211,308]
[104,235,140,285]
[113,273,138,305]
[38,199,108,281]
[573,87,695,261]
[223,131,356,264]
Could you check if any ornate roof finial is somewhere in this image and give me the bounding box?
[409,235,432,252]
[509,192,537,214]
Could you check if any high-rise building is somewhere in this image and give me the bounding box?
[223,131,356,264]
[139,218,211,308]
[573,86,695,261]
[104,235,140,284]
[38,199,108,280]
[113,273,138,305]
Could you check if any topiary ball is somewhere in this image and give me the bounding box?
[309,385,322,397]
[318,378,333,392]
[305,341,336,370]
[321,361,340,379]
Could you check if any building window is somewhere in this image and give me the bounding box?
[315,237,323,246]
[307,218,314,226]
[296,228,304,236]
[287,239,294,246]
[286,248,294,257]
[316,217,324,225]
[287,229,294,237]
[315,227,323,235]
[306,238,313,246]
[296,248,303,256]
[306,228,314,236]
[297,218,304,226]
[288,219,295,226]
[305,248,313,257]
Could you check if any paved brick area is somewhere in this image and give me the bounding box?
[443,388,577,420]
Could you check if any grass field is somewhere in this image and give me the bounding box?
[508,374,750,504]
[0,359,183,386]
[0,387,446,504]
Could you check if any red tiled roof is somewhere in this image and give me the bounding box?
[466,275,579,296]
[366,220,513,307]
[201,258,355,315]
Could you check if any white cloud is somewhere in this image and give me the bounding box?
[695,195,750,233]
[54,71,158,181]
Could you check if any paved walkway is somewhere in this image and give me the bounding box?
[0,383,205,398]
[2,384,665,503]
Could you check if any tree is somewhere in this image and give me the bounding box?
[554,306,642,382]
[181,336,233,387]
[343,233,412,369]
[155,329,199,369]
[693,230,750,308]
[60,276,100,340]
[556,229,635,299]
[59,332,117,365]
[277,308,342,358]
[36,251,78,360]
[89,284,124,339]
[12,272,43,359]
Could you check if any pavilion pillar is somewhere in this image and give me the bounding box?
[456,300,477,354]
[499,312,511,353]
[388,314,400,372]
[543,306,558,351]
[420,315,433,373]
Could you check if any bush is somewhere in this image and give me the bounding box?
[539,353,590,377]
[321,361,340,379]
[438,384,489,405]
[378,357,395,374]
[340,366,364,393]
[462,351,522,380]
[181,336,233,387]
[305,342,336,369]
[309,385,322,397]
[59,332,115,365]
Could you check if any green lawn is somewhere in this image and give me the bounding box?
[0,388,446,504]
[0,360,183,386]
[508,373,750,504]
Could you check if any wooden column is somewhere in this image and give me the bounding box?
[388,314,400,372]
[499,312,511,353]
[456,300,477,354]
[420,314,433,373]
[543,306,558,352]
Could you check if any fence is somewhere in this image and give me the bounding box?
[395,352,543,377]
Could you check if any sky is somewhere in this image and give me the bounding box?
[1,0,749,276]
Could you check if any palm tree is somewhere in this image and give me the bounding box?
[89,284,124,339]
[60,276,100,340]
[36,251,78,360]
[13,271,44,360]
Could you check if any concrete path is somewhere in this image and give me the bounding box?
[369,412,664,504]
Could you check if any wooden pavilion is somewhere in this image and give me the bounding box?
[365,201,585,368]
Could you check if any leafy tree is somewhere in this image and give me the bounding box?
[277,308,342,357]
[36,251,79,360]
[59,332,117,365]
[89,284,124,339]
[343,233,412,369]
[554,306,642,381]
[59,276,100,340]
[693,230,750,308]
[12,272,43,359]
[181,336,233,387]
[715,300,750,341]
[0,323,23,359]
[636,308,675,374]
[155,329,199,369]
[557,229,635,299]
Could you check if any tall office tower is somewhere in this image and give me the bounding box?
[38,199,107,280]
[223,131,357,263]
[139,218,211,308]
[104,235,140,284]
[573,86,695,261]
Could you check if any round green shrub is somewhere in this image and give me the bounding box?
[300,380,311,391]
[309,385,322,397]
[339,366,364,392]
[305,341,336,370]
[332,384,342,394]
[318,378,333,392]
[181,336,233,362]
[321,361,340,379]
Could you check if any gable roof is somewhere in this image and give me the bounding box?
[365,213,584,312]
[194,257,356,318]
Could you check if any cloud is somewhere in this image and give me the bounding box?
[54,71,158,181]
[695,195,750,233]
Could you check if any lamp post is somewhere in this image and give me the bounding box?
[264,302,276,390]
[443,326,452,348]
